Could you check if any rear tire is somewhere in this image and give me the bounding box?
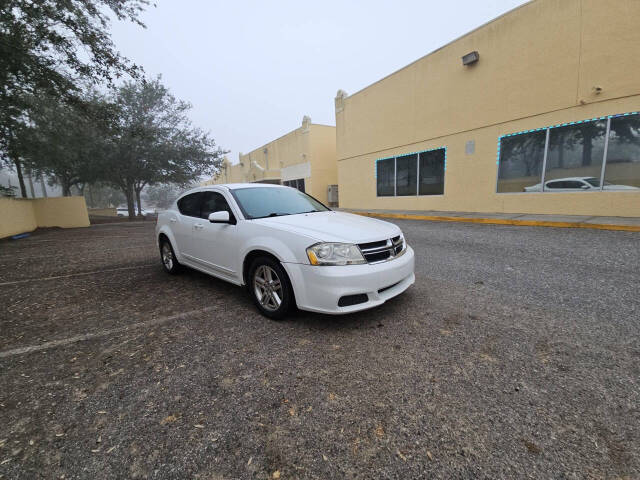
[248,256,294,320]
[160,238,182,274]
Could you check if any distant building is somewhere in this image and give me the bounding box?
[203,116,337,205]
[336,0,640,217]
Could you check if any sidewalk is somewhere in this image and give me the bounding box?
[342,209,640,232]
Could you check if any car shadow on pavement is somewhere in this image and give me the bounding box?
[172,262,415,336]
[177,263,412,332]
[284,290,412,332]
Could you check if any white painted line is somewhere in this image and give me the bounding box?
[91,222,153,227]
[0,244,156,261]
[4,234,150,244]
[0,264,156,287]
[0,306,218,359]
[0,243,156,261]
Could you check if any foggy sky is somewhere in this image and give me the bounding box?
[110,0,527,163]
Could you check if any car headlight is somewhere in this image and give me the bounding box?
[306,242,366,266]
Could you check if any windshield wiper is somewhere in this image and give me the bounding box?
[254,212,291,219]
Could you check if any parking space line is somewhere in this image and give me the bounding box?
[0,244,156,261]
[90,222,152,228]
[2,234,151,245]
[0,306,218,359]
[0,264,156,287]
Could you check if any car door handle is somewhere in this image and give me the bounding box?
[194,224,204,230]
[170,218,176,223]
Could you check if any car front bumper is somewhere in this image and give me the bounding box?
[283,246,415,314]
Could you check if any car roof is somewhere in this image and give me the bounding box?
[224,183,283,190]
[179,183,288,197]
[545,177,592,182]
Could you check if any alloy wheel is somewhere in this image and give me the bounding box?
[253,265,283,312]
[162,243,174,270]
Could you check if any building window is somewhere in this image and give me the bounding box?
[283,178,305,192]
[376,148,446,197]
[497,112,640,193]
[545,120,607,187]
[396,153,417,196]
[376,158,395,196]
[604,114,640,189]
[419,149,445,195]
[496,130,547,193]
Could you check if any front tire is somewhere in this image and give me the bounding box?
[160,238,182,274]
[248,256,294,320]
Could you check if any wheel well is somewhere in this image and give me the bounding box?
[158,233,174,254]
[158,233,169,246]
[242,250,280,286]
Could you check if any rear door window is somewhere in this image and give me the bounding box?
[565,181,586,189]
[546,181,565,189]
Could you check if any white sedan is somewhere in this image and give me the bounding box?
[524,176,640,192]
[155,184,415,318]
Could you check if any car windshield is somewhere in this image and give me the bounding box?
[583,178,613,187]
[232,187,330,219]
[584,177,600,187]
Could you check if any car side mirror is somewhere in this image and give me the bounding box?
[581,185,590,190]
[208,211,230,223]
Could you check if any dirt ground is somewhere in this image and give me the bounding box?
[0,221,638,479]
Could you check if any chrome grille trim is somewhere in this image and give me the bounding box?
[357,236,405,264]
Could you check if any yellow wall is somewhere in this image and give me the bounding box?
[309,125,338,204]
[0,196,90,238]
[336,0,640,217]
[0,198,37,238]
[202,157,246,185]
[203,121,338,205]
[239,123,310,184]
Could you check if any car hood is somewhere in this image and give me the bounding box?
[603,184,640,191]
[253,211,401,243]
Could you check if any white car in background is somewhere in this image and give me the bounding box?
[155,184,415,319]
[524,176,640,192]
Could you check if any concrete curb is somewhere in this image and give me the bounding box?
[351,211,640,232]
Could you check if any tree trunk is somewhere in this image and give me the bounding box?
[39,175,47,198]
[557,133,565,168]
[135,187,143,216]
[13,158,28,198]
[125,183,136,220]
[26,169,35,198]
[581,126,594,167]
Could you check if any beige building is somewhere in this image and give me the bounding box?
[336,0,640,217]
[204,117,338,205]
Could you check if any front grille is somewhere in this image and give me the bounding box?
[358,239,387,250]
[358,235,404,264]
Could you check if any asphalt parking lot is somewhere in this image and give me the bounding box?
[1,220,639,479]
